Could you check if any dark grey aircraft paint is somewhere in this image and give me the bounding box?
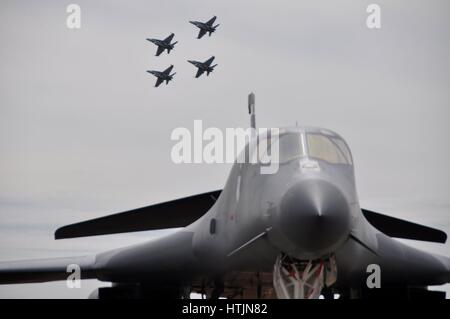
[147,65,176,87]
[0,106,449,299]
[188,56,217,78]
[189,16,220,39]
[146,33,178,56]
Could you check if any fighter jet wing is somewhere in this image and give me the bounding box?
[197,29,207,39]
[163,65,174,75]
[195,69,205,78]
[204,56,215,66]
[0,255,96,284]
[155,77,164,87]
[206,16,217,26]
[155,46,165,56]
[55,190,221,239]
[164,33,175,43]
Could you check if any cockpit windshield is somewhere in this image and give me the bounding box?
[261,130,352,165]
[306,133,352,165]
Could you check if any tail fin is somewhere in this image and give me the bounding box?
[168,41,178,54]
[167,73,176,84]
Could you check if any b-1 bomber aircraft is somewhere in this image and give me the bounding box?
[0,94,449,299]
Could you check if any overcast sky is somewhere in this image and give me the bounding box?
[0,0,449,298]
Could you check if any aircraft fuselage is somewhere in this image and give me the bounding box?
[148,39,171,49]
[148,70,170,80]
[96,127,450,295]
[190,21,215,32]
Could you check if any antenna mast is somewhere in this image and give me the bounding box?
[248,92,256,129]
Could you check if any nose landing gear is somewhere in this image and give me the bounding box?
[273,253,337,299]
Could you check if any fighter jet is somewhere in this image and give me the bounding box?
[146,65,176,87]
[189,16,219,39]
[1,94,450,299]
[188,56,217,78]
[146,33,178,56]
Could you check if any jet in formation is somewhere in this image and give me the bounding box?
[146,33,178,56]
[189,16,220,39]
[188,56,218,78]
[146,65,176,87]
[0,94,449,299]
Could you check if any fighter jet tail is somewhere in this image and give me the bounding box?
[167,73,176,84]
[167,41,178,54]
[207,64,218,76]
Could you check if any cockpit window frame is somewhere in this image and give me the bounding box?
[257,129,353,166]
[258,131,306,164]
[306,132,353,165]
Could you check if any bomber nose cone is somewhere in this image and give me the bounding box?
[279,179,351,254]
